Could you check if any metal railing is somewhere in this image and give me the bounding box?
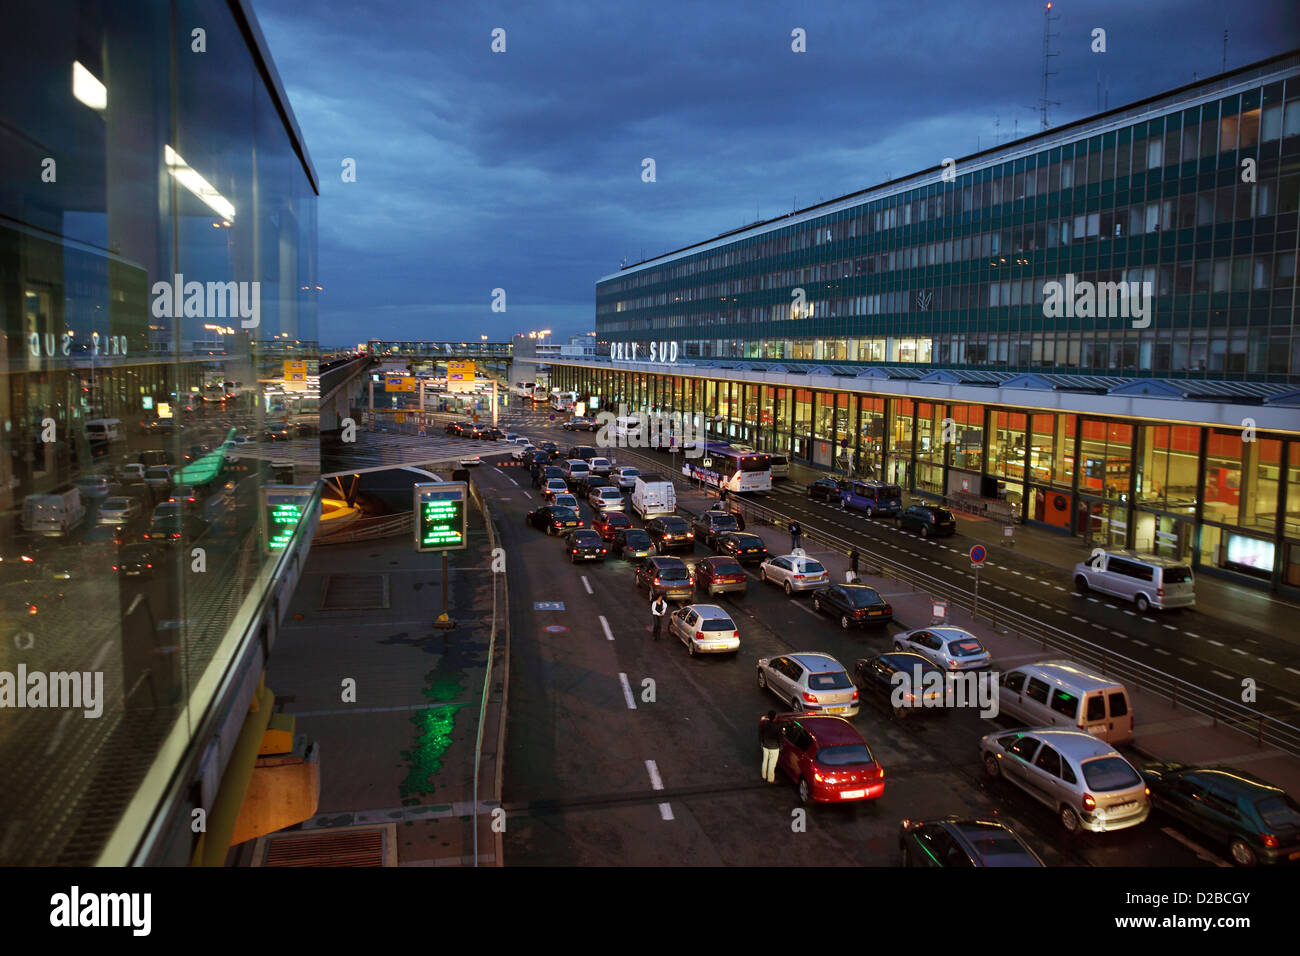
[314,511,412,544]
[469,478,507,868]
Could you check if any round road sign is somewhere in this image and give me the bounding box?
[544,624,568,633]
[970,544,986,565]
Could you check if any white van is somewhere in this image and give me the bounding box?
[631,473,676,519]
[769,454,790,479]
[1072,551,1195,612]
[85,418,122,443]
[21,487,86,535]
[997,661,1134,745]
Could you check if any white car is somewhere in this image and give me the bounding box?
[612,466,640,490]
[669,604,740,657]
[505,433,522,443]
[588,487,625,512]
[98,496,142,525]
[459,454,482,467]
[543,478,569,501]
[756,652,859,716]
[551,493,580,512]
[893,627,992,671]
[119,462,147,482]
[759,553,829,594]
[511,443,536,460]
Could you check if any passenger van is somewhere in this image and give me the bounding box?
[769,455,790,479]
[1072,551,1195,612]
[85,418,122,443]
[997,661,1134,745]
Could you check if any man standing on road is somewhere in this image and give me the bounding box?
[848,548,860,583]
[718,486,729,509]
[789,520,802,552]
[651,593,668,641]
[759,710,781,783]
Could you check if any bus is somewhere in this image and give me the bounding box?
[837,480,903,517]
[682,442,771,493]
[551,390,577,412]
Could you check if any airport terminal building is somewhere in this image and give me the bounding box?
[539,52,1300,592]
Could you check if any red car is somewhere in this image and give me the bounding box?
[692,556,747,596]
[592,511,633,541]
[767,714,884,804]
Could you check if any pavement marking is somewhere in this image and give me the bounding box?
[1141,617,1157,623]
[645,760,674,821]
[581,575,593,594]
[1054,586,1066,591]
[1257,657,1276,665]
[1131,639,1148,647]
[1211,669,1234,680]
[1110,630,1127,638]
[618,672,637,710]
[1161,827,1231,867]
[1178,657,1198,666]
[1153,647,1172,656]
[599,615,614,641]
[793,602,821,618]
[1231,648,1248,656]
[994,585,1007,591]
[1123,610,1136,617]
[1163,624,1178,630]
[522,490,532,499]
[1184,631,1200,639]
[1071,616,1087,623]
[1286,667,1300,677]
[1279,696,1300,709]
[503,471,519,487]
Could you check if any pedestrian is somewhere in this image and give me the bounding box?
[718,486,729,508]
[651,593,668,641]
[759,710,781,783]
[789,520,802,552]
[849,548,860,583]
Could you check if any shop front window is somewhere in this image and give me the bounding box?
[1203,431,1281,535]
[949,404,984,472]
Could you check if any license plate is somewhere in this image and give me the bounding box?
[841,789,866,800]
[869,609,882,615]
[1087,726,1106,735]
[827,706,845,714]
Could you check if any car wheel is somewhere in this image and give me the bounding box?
[840,614,851,630]
[813,596,821,612]
[759,568,767,582]
[983,753,1000,778]
[1059,806,1081,833]
[920,525,929,538]
[1135,594,1151,613]
[797,777,811,805]
[687,640,696,657]
[757,669,767,690]
[1075,575,1089,594]
[838,499,846,510]
[1229,838,1258,867]
[865,507,873,518]
[789,694,802,713]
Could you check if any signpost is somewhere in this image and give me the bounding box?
[415,481,468,629]
[970,544,986,618]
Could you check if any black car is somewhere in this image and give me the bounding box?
[445,420,472,436]
[812,584,894,629]
[900,818,1044,868]
[482,427,506,441]
[561,418,595,432]
[565,529,607,563]
[262,427,291,442]
[114,543,160,578]
[807,477,844,503]
[715,531,769,564]
[693,510,740,547]
[852,652,949,718]
[592,511,633,540]
[898,504,956,538]
[533,464,565,488]
[526,505,583,535]
[142,512,208,546]
[611,527,654,559]
[634,555,693,600]
[645,515,694,553]
[576,474,612,496]
[1140,763,1300,866]
[537,441,559,454]
[566,445,598,461]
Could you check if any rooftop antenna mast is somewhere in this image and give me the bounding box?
[1040,2,1061,129]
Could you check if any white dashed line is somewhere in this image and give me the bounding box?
[793,602,821,618]
[618,672,638,709]
[1231,648,1248,656]
[1153,648,1172,656]
[645,760,674,821]
[1286,667,1300,677]
[1279,697,1300,709]
[1258,657,1276,665]
[1110,630,1127,638]
[1178,657,1197,666]
[599,615,614,642]
[1163,624,1178,630]
[1054,586,1066,591]
[1131,639,1148,647]
[1211,670,1233,680]
[1071,616,1087,623]
[581,576,593,595]
[503,472,519,487]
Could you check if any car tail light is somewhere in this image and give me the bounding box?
[851,689,859,700]
[875,764,884,779]
[653,577,661,585]
[1157,588,1164,597]
[1262,833,1279,848]
[600,548,607,554]
[802,691,818,703]
[171,533,181,539]
[686,532,694,537]
[571,549,578,554]
[146,563,153,569]
[1082,793,1096,811]
[28,604,38,615]
[732,630,739,641]
[1144,786,1150,797]
[813,771,824,782]
[112,565,118,571]
[854,609,866,617]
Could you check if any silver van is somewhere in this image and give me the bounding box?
[980,727,1150,833]
[997,661,1134,745]
[1072,550,1194,612]
[769,455,790,479]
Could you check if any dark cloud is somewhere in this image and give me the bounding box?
[253,0,1299,346]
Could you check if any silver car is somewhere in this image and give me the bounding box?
[759,554,829,594]
[98,496,142,525]
[757,652,859,717]
[588,487,625,512]
[1072,550,1195,612]
[893,627,991,671]
[144,465,174,491]
[980,727,1150,834]
[669,604,740,656]
[612,466,640,490]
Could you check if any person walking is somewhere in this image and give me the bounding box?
[848,548,860,583]
[759,710,781,783]
[651,593,668,641]
[789,519,802,552]
[718,486,729,509]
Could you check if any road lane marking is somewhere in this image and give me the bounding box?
[1131,639,1148,647]
[503,472,519,487]
[1279,696,1300,709]
[599,615,614,641]
[1286,667,1300,677]
[1257,657,1275,665]
[522,490,532,499]
[619,672,637,710]
[793,602,821,618]
[1231,648,1248,656]
[1153,647,1172,656]
[1211,670,1233,680]
[1178,657,1197,666]
[645,760,674,821]
[1161,827,1230,867]
[581,576,593,594]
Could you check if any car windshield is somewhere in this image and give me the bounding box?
[958,830,1036,866]
[699,618,735,631]
[808,670,852,690]
[950,639,986,657]
[102,498,130,509]
[932,509,955,521]
[1256,795,1300,829]
[847,589,882,607]
[623,530,650,545]
[816,744,873,766]
[658,568,688,581]
[572,532,600,545]
[799,561,826,574]
[661,519,688,531]
[146,468,169,478]
[712,561,743,575]
[599,489,621,498]
[550,507,577,520]
[620,469,639,477]
[1081,756,1141,791]
[1163,566,1193,583]
[711,515,738,528]
[733,535,763,547]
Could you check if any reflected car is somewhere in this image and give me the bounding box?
[757,652,859,717]
[759,554,829,594]
[74,475,116,500]
[893,627,991,670]
[898,505,956,538]
[899,818,1044,867]
[592,511,633,541]
[853,652,949,719]
[611,528,653,559]
[98,497,143,526]
[1140,762,1300,866]
[715,531,768,565]
[526,505,582,535]
[144,465,174,491]
[113,544,160,578]
[669,603,740,656]
[691,556,747,597]
[142,509,207,545]
[811,583,893,629]
[564,529,607,563]
[168,484,201,512]
[767,713,884,804]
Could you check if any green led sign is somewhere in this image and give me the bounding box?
[262,485,313,554]
[414,481,468,552]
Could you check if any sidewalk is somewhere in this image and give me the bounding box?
[724,513,1300,798]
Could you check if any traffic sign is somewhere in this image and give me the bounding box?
[414,481,468,552]
[970,544,986,565]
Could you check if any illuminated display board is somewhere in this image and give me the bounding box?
[414,481,468,552]
[263,486,314,553]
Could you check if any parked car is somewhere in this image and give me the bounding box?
[612,466,641,490]
[669,603,740,656]
[807,477,844,503]
[611,527,654,559]
[980,727,1151,833]
[693,510,740,547]
[759,554,829,594]
[899,818,1044,867]
[526,505,583,535]
[893,627,990,670]
[715,531,769,564]
[757,652,858,717]
[997,661,1134,745]
[1140,762,1300,866]
[98,496,143,526]
[765,713,883,804]
[691,556,747,597]
[564,529,607,563]
[645,515,694,553]
[898,504,956,538]
[812,584,893,629]
[853,652,948,718]
[634,555,693,602]
[1072,551,1195,612]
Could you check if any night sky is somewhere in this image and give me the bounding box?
[254,0,1299,348]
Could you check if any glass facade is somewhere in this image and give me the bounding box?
[597,55,1300,381]
[0,1,318,863]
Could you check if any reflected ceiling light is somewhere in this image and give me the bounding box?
[164,145,236,220]
[73,61,107,110]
